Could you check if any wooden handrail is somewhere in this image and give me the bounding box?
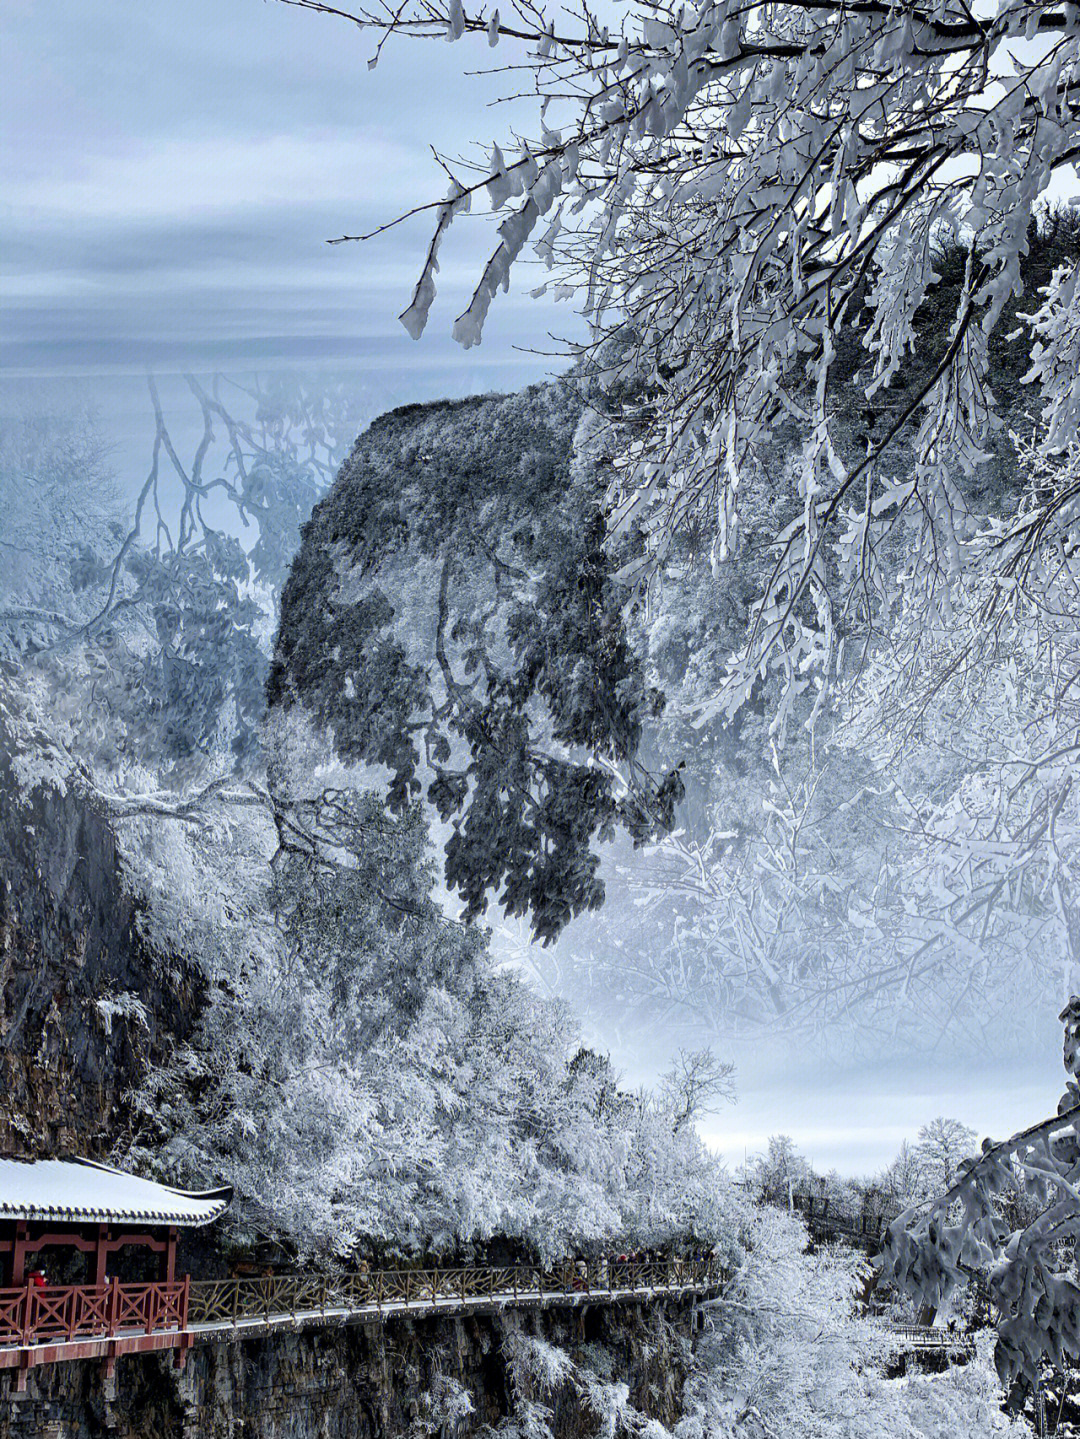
[186,1256,727,1325]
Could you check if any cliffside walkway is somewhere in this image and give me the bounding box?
[0,1257,727,1388]
[884,1323,975,1355]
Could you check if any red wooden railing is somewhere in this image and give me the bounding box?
[0,1279,189,1346]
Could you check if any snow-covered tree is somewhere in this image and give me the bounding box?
[913,1118,979,1196]
[0,401,124,662]
[751,1136,808,1208]
[2,374,366,778]
[504,350,1080,1045]
[678,1208,1027,1438]
[881,1140,929,1212]
[292,0,1080,721]
[882,997,1080,1389]
[86,694,741,1261]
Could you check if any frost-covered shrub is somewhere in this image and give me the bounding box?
[499,1332,672,1439]
[412,1374,475,1437]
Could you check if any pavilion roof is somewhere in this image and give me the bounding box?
[0,1158,232,1227]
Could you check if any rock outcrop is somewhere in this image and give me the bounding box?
[0,697,202,1159]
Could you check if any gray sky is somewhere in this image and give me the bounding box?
[2,0,577,381]
[3,0,1069,1175]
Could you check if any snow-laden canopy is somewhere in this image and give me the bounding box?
[0,1158,232,1227]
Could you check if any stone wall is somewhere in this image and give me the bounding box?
[0,1298,695,1439]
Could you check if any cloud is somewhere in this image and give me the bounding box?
[4,130,423,226]
[697,1045,1064,1175]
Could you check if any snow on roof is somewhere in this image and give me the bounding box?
[0,1158,232,1227]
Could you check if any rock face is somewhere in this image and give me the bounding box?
[0,1299,695,1438]
[0,703,203,1160]
[268,385,584,754]
[267,382,669,944]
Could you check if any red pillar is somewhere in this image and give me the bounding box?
[95,1225,108,1287]
[165,1228,177,1285]
[11,1223,27,1287]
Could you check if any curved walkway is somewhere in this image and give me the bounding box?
[0,1257,726,1389]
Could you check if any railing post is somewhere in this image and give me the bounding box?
[180,1274,190,1332]
[232,1280,240,1326]
[20,1280,33,1346]
[107,1277,119,1337]
[1036,1374,1049,1439]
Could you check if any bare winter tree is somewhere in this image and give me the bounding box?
[659,1046,736,1131]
